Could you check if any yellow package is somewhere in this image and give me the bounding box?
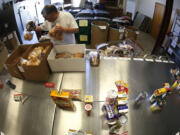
[84,95,93,104]
[61,89,82,101]
[50,90,74,110]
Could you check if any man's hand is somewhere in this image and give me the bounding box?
[55,25,65,33]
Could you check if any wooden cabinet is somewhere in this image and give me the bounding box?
[151,3,165,39]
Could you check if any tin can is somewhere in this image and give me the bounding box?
[85,104,92,116]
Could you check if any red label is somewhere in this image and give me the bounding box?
[45,83,55,88]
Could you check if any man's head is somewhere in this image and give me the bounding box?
[41,5,58,22]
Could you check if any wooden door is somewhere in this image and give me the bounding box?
[151,3,165,39]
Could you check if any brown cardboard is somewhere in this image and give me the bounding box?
[108,27,125,42]
[0,42,8,72]
[2,32,19,51]
[125,29,137,40]
[5,45,31,79]
[19,42,53,82]
[91,21,109,49]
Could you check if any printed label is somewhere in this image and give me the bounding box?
[79,20,88,27]
[18,66,25,72]
[8,33,13,40]
[80,35,88,41]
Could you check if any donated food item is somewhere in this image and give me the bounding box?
[89,51,100,67]
[118,115,128,125]
[134,92,147,105]
[85,104,92,116]
[105,47,114,57]
[61,89,82,101]
[24,31,33,40]
[150,102,162,112]
[115,80,128,94]
[55,52,72,58]
[117,98,128,105]
[14,94,23,102]
[96,43,108,50]
[73,53,84,58]
[118,105,128,113]
[49,29,63,40]
[68,129,93,135]
[103,104,118,120]
[20,46,49,66]
[50,90,74,110]
[84,95,93,104]
[26,21,36,31]
[106,90,118,105]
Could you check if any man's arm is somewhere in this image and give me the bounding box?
[55,26,79,33]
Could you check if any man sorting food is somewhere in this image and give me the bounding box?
[35,4,79,45]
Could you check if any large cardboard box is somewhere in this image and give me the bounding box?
[0,42,8,72]
[5,45,30,79]
[18,42,53,82]
[1,31,19,51]
[48,44,86,72]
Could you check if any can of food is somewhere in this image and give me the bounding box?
[85,104,92,116]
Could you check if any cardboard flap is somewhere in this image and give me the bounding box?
[48,48,56,60]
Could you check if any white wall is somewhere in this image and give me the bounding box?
[137,0,166,18]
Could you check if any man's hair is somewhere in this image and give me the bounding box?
[41,5,58,16]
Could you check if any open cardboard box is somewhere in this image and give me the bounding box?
[47,44,86,72]
[0,42,8,72]
[5,45,31,79]
[18,42,53,82]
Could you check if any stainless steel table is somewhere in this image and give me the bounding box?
[52,58,180,135]
[0,71,63,135]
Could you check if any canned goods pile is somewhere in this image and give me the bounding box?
[102,80,128,134]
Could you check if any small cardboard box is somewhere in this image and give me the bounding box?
[19,42,53,82]
[5,45,31,79]
[47,44,86,72]
[0,42,8,72]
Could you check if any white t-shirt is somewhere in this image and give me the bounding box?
[40,12,78,45]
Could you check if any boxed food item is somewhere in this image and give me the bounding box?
[0,42,8,72]
[47,44,86,72]
[61,89,82,101]
[5,45,31,79]
[68,129,93,135]
[50,90,74,110]
[18,42,52,81]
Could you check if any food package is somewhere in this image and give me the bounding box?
[103,104,118,120]
[84,95,93,104]
[24,31,33,41]
[117,97,128,105]
[68,129,93,135]
[20,46,50,66]
[49,29,63,40]
[115,80,128,94]
[50,90,74,110]
[26,21,36,31]
[61,89,82,101]
[55,52,72,58]
[55,52,84,59]
[118,105,128,113]
[73,53,84,58]
[89,51,100,67]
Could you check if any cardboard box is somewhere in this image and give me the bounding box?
[0,42,8,72]
[47,44,86,72]
[5,45,30,79]
[18,42,53,82]
[1,31,19,51]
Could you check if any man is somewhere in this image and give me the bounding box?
[36,5,79,45]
